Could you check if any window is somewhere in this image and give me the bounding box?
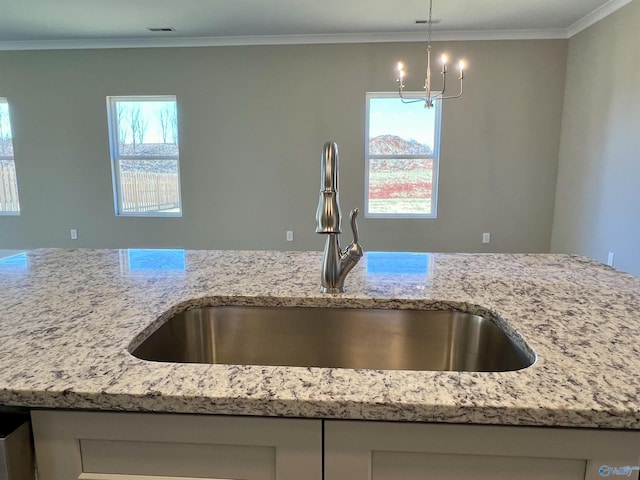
[107,96,182,216]
[365,92,441,218]
[0,98,20,215]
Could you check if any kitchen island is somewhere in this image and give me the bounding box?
[2,248,640,480]
[0,248,638,428]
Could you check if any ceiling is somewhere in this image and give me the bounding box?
[0,0,632,50]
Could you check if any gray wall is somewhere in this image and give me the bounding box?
[551,1,640,276]
[0,40,567,252]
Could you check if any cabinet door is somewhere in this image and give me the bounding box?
[324,420,640,480]
[32,411,321,480]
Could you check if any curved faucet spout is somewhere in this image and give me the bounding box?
[315,141,363,293]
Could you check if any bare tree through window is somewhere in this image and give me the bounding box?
[128,104,148,154]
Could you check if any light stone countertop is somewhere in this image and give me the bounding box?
[0,248,638,429]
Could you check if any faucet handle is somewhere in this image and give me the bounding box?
[349,208,360,244]
[344,208,363,262]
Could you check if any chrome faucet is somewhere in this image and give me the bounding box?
[315,141,363,293]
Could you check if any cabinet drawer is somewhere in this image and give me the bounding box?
[371,450,584,480]
[81,438,275,479]
[324,420,640,480]
[32,411,322,480]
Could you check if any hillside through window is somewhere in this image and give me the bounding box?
[0,98,20,215]
[365,93,441,218]
[107,96,182,217]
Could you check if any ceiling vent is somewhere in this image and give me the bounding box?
[147,27,176,32]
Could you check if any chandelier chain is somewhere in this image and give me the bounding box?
[428,0,433,47]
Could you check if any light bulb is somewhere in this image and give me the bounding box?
[441,54,448,65]
[459,60,466,71]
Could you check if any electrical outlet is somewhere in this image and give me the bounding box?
[607,252,615,266]
[482,232,490,244]
[286,230,294,242]
[70,229,78,240]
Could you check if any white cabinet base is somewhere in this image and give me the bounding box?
[32,411,640,480]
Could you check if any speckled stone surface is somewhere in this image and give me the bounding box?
[0,248,638,429]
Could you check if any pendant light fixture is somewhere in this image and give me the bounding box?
[395,0,466,108]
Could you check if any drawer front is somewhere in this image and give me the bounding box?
[32,411,322,480]
[325,420,640,480]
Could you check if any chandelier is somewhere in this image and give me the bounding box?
[395,0,465,108]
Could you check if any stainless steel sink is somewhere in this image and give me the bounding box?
[131,306,534,372]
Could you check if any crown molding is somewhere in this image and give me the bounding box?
[0,1,632,51]
[0,29,571,51]
[567,0,633,37]
[427,29,568,41]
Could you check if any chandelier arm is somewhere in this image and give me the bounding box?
[401,98,427,104]
[432,72,463,99]
[437,77,463,100]
[399,94,426,104]
[445,75,464,100]
[438,93,463,100]
[398,85,427,104]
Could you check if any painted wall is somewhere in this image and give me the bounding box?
[0,40,567,252]
[551,1,640,276]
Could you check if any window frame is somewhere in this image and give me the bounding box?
[0,97,21,216]
[364,91,442,219]
[106,95,182,218]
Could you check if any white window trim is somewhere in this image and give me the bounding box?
[106,95,182,218]
[364,91,442,219]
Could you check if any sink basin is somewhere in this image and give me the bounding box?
[131,306,534,372]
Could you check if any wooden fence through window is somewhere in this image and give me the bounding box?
[1,164,180,214]
[120,171,180,214]
[0,161,20,213]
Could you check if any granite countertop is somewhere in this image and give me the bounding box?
[0,248,638,429]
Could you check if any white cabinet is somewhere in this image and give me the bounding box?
[324,420,640,480]
[32,411,640,480]
[31,411,322,480]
